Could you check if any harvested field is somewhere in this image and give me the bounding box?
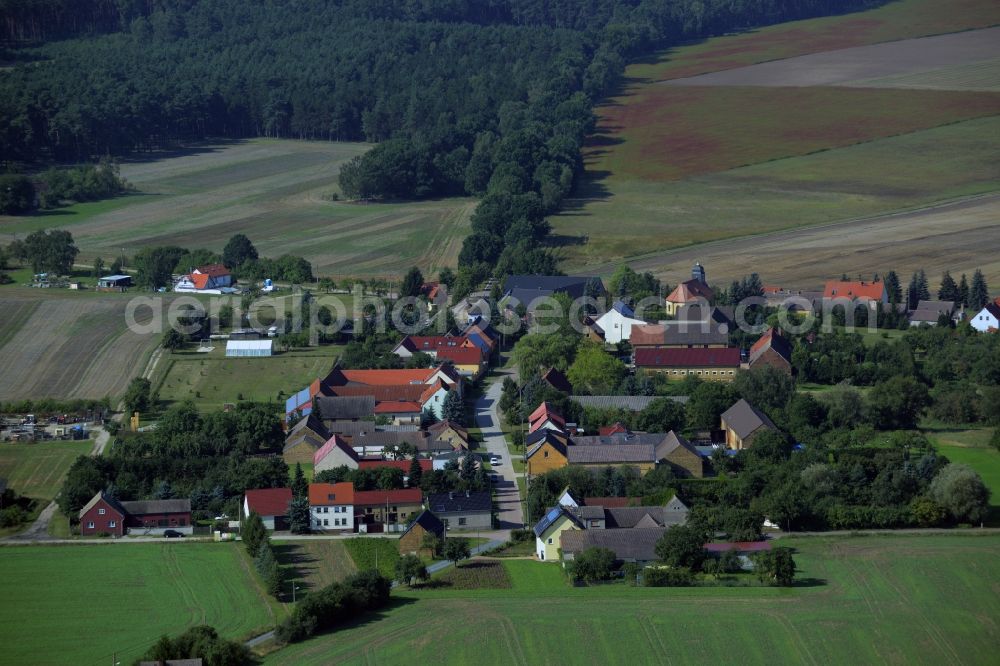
[0,297,159,401]
[663,27,1000,88]
[0,139,473,278]
[848,56,1000,92]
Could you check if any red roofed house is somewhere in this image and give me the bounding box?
[392,335,474,358]
[313,434,360,473]
[354,488,424,533]
[598,422,631,436]
[308,482,355,532]
[357,457,433,477]
[634,347,741,382]
[748,327,793,375]
[528,402,566,434]
[436,345,486,379]
[823,279,887,310]
[174,263,233,292]
[243,488,293,530]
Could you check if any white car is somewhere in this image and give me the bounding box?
[490,456,502,466]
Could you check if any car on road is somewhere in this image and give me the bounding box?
[490,455,502,465]
[163,530,185,538]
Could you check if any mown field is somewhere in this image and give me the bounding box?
[0,440,89,502]
[264,535,1000,665]
[551,0,1000,283]
[0,543,279,666]
[273,540,358,594]
[0,139,474,279]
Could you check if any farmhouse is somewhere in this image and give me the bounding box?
[399,510,445,557]
[823,279,887,310]
[572,431,703,478]
[78,491,193,536]
[308,482,354,532]
[225,339,273,357]
[312,396,376,424]
[426,420,470,450]
[357,457,432,478]
[970,302,1000,333]
[354,488,423,533]
[595,300,647,344]
[533,505,584,561]
[526,432,569,476]
[630,323,730,349]
[432,450,482,471]
[282,414,330,466]
[561,528,666,565]
[634,347,741,380]
[503,274,604,308]
[909,300,956,327]
[243,488,293,530]
[426,490,492,530]
[582,316,606,343]
[565,443,656,475]
[392,335,473,358]
[571,395,687,412]
[174,264,235,293]
[313,434,360,472]
[748,327,793,374]
[78,491,126,536]
[721,399,777,450]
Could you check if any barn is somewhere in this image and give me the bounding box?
[225,339,273,357]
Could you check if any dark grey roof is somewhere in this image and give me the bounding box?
[566,444,655,465]
[504,275,604,305]
[561,528,667,561]
[346,431,438,451]
[533,505,584,537]
[573,505,606,521]
[571,395,688,411]
[120,499,191,515]
[675,304,734,327]
[288,413,329,438]
[78,490,126,520]
[314,395,376,420]
[426,490,492,514]
[653,431,699,460]
[605,506,687,528]
[526,431,569,459]
[662,321,730,346]
[720,399,777,439]
[326,421,419,436]
[400,510,445,540]
[910,300,955,323]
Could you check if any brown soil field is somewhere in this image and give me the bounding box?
[663,27,1000,88]
[586,193,1000,289]
[0,297,159,401]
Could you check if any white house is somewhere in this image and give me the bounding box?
[313,435,360,473]
[595,301,647,344]
[971,303,1000,333]
[243,488,292,531]
[174,263,235,294]
[308,482,355,532]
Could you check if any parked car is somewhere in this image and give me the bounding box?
[163,530,185,538]
[490,455,502,465]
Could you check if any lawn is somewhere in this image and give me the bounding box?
[0,543,279,666]
[342,537,400,580]
[0,440,89,501]
[264,534,1000,665]
[0,139,474,279]
[272,539,358,594]
[155,346,342,411]
[925,424,1000,514]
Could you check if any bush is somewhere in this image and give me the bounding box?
[569,547,617,583]
[644,567,695,587]
[929,463,991,524]
[140,625,250,666]
[510,528,533,543]
[0,505,28,528]
[275,571,392,644]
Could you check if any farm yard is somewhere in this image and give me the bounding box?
[263,535,1000,665]
[0,139,474,279]
[0,543,279,666]
[0,297,160,401]
[551,0,1000,284]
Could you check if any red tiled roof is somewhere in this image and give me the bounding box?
[308,482,355,506]
[630,324,667,347]
[749,327,792,365]
[666,280,713,304]
[399,336,467,353]
[313,435,359,466]
[189,273,210,290]
[528,401,555,424]
[194,263,230,277]
[357,458,432,472]
[823,280,885,301]
[374,401,421,414]
[437,346,483,365]
[340,368,439,386]
[353,488,423,506]
[245,488,292,517]
[599,423,630,436]
[634,347,741,368]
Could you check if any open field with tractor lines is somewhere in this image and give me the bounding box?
[0,543,280,666]
[551,0,1000,283]
[0,440,89,502]
[0,139,474,279]
[264,535,1000,665]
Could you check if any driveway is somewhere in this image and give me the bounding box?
[475,375,525,531]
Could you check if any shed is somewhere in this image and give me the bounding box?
[225,339,273,357]
[97,274,133,291]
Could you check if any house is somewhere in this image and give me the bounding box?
[346,430,451,457]
[353,488,424,533]
[595,301,647,344]
[540,367,573,394]
[313,434,361,472]
[528,402,566,435]
[748,327,793,375]
[634,347,741,381]
[282,414,331,466]
[525,431,569,476]
[582,316,606,343]
[653,431,704,478]
[392,335,473,358]
[427,420,470,450]
[909,300,956,327]
[970,302,1000,333]
[432,450,482,471]
[557,487,580,508]
[675,304,735,330]
[665,264,714,316]
[308,482,355,532]
[426,490,492,530]
[630,323,729,349]
[225,339,273,357]
[174,264,234,293]
[560,528,666,565]
[437,345,486,379]
[96,274,132,292]
[704,541,773,570]
[398,510,445,557]
[78,491,127,536]
[720,399,777,450]
[566,443,656,475]
[823,279,887,310]
[533,505,584,561]
[120,499,193,535]
[243,488,293,531]
[598,422,630,436]
[312,396,376,424]
[503,275,604,308]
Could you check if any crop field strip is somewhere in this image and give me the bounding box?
[0,544,279,666]
[0,139,473,278]
[264,535,1000,665]
[0,440,88,501]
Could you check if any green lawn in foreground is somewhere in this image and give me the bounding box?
[264,534,1000,665]
[343,537,400,580]
[0,440,90,501]
[0,543,279,666]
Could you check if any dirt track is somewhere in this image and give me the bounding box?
[591,193,1000,288]
[663,27,1000,88]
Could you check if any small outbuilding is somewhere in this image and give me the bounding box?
[225,339,273,357]
[97,274,133,292]
[399,510,445,557]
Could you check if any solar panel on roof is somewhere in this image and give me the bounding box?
[547,507,560,521]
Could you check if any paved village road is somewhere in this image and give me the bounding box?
[475,374,525,531]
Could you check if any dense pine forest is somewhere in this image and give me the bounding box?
[0,0,880,276]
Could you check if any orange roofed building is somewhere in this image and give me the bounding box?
[823,279,887,308]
